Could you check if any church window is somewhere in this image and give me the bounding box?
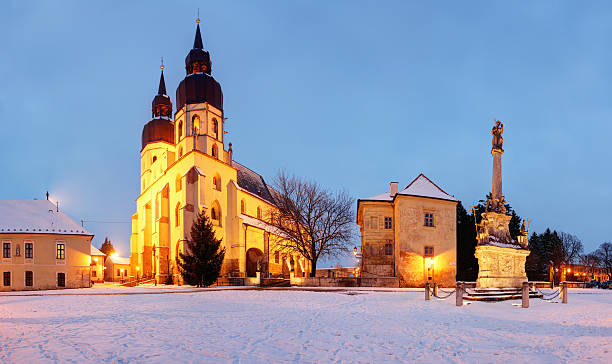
[241,200,245,214]
[213,175,221,191]
[178,121,183,140]
[384,243,393,256]
[152,156,157,164]
[175,203,181,227]
[192,115,200,135]
[193,61,200,73]
[213,119,219,139]
[424,246,434,257]
[257,207,262,219]
[212,144,218,159]
[384,217,392,229]
[211,208,217,220]
[424,212,434,227]
[176,175,182,192]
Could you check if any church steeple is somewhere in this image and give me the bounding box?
[152,64,172,118]
[158,68,167,96]
[185,20,211,75]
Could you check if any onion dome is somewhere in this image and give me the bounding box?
[142,68,175,150]
[176,21,223,111]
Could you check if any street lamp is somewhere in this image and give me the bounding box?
[136,266,140,282]
[120,268,124,283]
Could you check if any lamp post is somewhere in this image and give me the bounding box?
[353,246,362,278]
[136,266,140,283]
[120,268,124,283]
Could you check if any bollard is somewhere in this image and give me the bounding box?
[522,281,529,308]
[456,282,463,306]
[425,281,430,300]
[562,281,568,304]
[433,282,439,297]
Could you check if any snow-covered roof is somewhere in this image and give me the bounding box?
[0,200,92,235]
[91,245,105,256]
[108,256,130,265]
[398,174,458,201]
[360,174,458,203]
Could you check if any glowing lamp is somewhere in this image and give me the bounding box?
[136,267,140,271]
[93,257,98,262]
[353,247,357,256]
[567,268,571,273]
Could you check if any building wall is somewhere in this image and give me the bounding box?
[358,196,457,287]
[0,233,93,291]
[90,255,105,282]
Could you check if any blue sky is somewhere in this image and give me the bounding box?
[1,1,611,266]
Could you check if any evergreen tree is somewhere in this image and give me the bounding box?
[456,202,478,281]
[177,211,225,287]
[100,237,115,257]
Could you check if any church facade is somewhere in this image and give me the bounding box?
[129,22,311,283]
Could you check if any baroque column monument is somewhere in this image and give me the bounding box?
[474,120,531,288]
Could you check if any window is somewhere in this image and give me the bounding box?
[178,121,183,139]
[370,216,378,230]
[92,270,97,278]
[175,203,181,227]
[213,175,221,191]
[213,119,219,139]
[211,207,218,221]
[25,242,33,259]
[212,144,218,159]
[117,269,121,276]
[25,271,33,286]
[424,212,435,227]
[424,246,434,257]
[152,156,157,163]
[3,272,10,286]
[192,115,200,135]
[257,207,262,219]
[56,243,65,260]
[241,200,245,214]
[384,243,393,255]
[384,217,393,229]
[2,242,10,258]
[275,251,280,264]
[57,272,65,287]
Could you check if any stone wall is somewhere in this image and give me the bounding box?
[290,276,399,288]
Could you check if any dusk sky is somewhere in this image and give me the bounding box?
[1,1,610,265]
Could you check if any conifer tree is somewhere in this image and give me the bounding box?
[177,211,225,287]
[100,237,115,257]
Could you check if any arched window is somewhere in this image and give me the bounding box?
[213,119,219,139]
[152,156,157,164]
[240,200,245,214]
[178,146,183,158]
[175,175,182,192]
[175,203,181,227]
[212,144,218,159]
[257,207,262,219]
[211,201,221,226]
[211,207,217,220]
[178,121,183,140]
[192,115,199,135]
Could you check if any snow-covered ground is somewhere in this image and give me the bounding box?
[1,286,611,363]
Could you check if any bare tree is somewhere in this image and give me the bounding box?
[558,232,584,265]
[267,170,355,277]
[580,253,601,280]
[595,242,612,280]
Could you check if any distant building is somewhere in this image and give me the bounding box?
[90,245,106,283]
[560,263,608,282]
[104,255,130,283]
[357,174,458,287]
[0,199,94,291]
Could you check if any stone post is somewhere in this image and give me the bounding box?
[425,281,430,301]
[433,282,439,297]
[456,282,463,306]
[522,281,529,308]
[491,148,503,204]
[561,281,568,304]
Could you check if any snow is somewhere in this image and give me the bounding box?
[398,173,458,201]
[1,286,610,363]
[90,245,105,256]
[363,192,393,201]
[0,200,91,235]
[108,256,130,265]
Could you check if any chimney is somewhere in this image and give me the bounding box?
[390,181,398,197]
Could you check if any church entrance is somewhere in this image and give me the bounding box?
[246,248,264,277]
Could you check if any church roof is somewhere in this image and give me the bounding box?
[361,174,457,203]
[0,200,92,235]
[232,161,276,204]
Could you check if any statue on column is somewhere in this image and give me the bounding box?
[492,119,504,150]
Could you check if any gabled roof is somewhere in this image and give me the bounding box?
[91,245,105,256]
[232,160,276,204]
[398,174,458,202]
[0,200,92,235]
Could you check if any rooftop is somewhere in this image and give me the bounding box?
[0,200,92,235]
[361,174,458,202]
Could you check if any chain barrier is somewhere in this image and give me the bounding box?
[535,287,561,301]
[430,286,456,299]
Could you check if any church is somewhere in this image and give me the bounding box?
[129,21,311,283]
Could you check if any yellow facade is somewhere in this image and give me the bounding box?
[357,176,458,287]
[1,233,93,291]
[130,24,310,283]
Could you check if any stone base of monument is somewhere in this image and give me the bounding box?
[474,245,530,288]
[463,287,543,301]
